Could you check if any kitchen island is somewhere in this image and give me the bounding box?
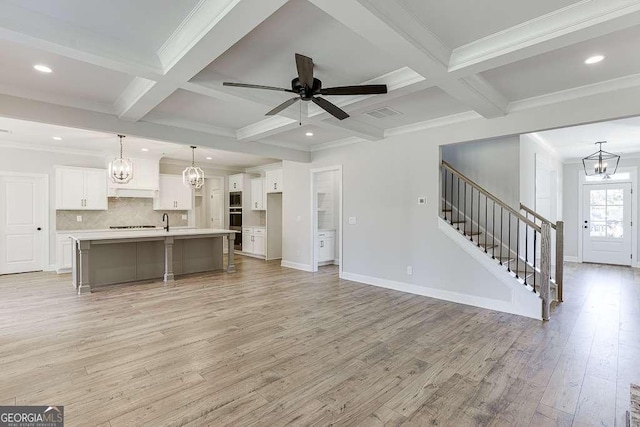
[68,228,237,294]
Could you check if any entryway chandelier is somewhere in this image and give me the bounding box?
[183,146,205,189]
[582,141,620,178]
[109,134,133,184]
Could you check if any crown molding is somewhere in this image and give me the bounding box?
[0,140,107,158]
[244,161,283,174]
[508,72,640,113]
[385,111,481,138]
[310,136,364,152]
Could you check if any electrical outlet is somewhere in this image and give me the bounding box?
[76,215,82,222]
[407,266,413,275]
[181,214,187,220]
[348,216,357,225]
[418,197,427,205]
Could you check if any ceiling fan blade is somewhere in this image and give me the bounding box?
[295,53,314,88]
[223,82,293,92]
[320,84,388,96]
[312,96,349,120]
[265,97,300,116]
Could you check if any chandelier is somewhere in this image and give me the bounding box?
[582,141,620,178]
[183,146,205,189]
[109,134,133,184]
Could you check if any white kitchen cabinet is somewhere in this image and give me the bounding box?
[317,230,335,263]
[154,174,193,210]
[56,233,73,273]
[242,227,266,256]
[56,167,108,210]
[265,169,283,193]
[250,178,264,211]
[228,174,244,192]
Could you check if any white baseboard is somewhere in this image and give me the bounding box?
[341,271,542,320]
[237,252,266,260]
[281,260,313,272]
[564,256,580,263]
[56,267,71,274]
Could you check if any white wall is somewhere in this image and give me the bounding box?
[441,136,520,209]
[0,146,106,267]
[283,134,539,317]
[519,134,563,221]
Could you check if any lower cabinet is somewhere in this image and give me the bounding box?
[242,227,266,257]
[56,233,73,273]
[317,230,335,263]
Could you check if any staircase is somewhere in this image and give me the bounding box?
[440,161,564,320]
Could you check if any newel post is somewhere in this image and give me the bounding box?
[555,221,564,302]
[541,222,551,321]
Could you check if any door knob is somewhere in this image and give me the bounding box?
[37,227,42,231]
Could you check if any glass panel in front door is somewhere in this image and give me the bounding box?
[589,188,625,239]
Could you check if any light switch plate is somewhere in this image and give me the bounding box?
[418,197,427,205]
[348,216,357,225]
[76,216,82,222]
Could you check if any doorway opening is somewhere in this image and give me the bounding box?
[311,166,342,275]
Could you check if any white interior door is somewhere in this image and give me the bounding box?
[0,176,45,274]
[583,182,632,266]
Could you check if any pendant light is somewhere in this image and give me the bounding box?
[183,146,205,189]
[582,141,620,178]
[109,134,133,184]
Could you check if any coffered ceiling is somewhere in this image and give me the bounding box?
[0,0,640,162]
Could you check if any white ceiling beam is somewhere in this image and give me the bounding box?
[0,93,310,162]
[449,0,640,76]
[116,0,288,122]
[308,0,508,118]
[317,118,384,141]
[0,1,162,79]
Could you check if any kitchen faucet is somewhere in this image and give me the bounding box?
[162,213,169,232]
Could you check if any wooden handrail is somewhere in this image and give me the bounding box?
[520,203,557,230]
[441,161,541,232]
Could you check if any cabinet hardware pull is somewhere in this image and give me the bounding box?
[320,241,324,248]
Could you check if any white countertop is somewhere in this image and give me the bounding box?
[58,226,194,234]
[68,228,237,242]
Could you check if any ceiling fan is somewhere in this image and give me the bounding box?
[223,53,388,121]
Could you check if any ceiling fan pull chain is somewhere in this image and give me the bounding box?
[299,99,302,126]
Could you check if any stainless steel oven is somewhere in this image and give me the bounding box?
[229,192,242,208]
[229,208,242,250]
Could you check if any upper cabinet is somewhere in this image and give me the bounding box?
[56,167,108,210]
[108,157,159,197]
[250,178,264,211]
[228,174,243,192]
[265,169,283,193]
[153,174,193,211]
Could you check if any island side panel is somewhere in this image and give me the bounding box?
[136,241,165,281]
[89,242,137,286]
[177,236,223,275]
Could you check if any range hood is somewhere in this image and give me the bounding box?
[106,157,160,198]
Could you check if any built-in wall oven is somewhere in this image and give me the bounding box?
[229,192,242,208]
[229,207,242,250]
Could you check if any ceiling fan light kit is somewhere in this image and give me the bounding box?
[223,53,388,121]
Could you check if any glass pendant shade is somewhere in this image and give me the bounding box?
[109,135,133,184]
[582,141,620,178]
[183,146,205,189]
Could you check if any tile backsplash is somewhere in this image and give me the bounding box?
[56,197,188,230]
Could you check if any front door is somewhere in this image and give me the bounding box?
[0,176,45,274]
[583,182,632,266]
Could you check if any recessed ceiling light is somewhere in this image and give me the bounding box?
[206,157,213,160]
[585,55,605,65]
[305,132,314,136]
[52,136,62,141]
[34,64,53,73]
[141,148,149,152]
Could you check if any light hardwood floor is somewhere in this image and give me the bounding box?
[0,257,638,426]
